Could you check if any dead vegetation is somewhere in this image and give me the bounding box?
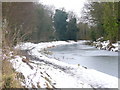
[2,47,23,89]
[2,58,23,88]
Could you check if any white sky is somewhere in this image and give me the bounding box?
[39,0,87,17]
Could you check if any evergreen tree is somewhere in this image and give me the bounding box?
[67,18,78,41]
[54,9,68,40]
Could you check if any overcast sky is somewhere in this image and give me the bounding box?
[39,0,87,17]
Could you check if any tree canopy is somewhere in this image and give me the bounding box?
[80,2,119,42]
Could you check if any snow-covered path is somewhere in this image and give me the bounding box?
[10,41,118,88]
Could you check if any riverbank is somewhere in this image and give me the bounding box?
[85,40,119,52]
[2,48,23,88]
[8,41,118,88]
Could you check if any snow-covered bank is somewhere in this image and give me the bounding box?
[92,40,119,52]
[84,38,119,52]
[10,41,118,88]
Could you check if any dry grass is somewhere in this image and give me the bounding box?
[1,47,23,89]
[2,58,23,88]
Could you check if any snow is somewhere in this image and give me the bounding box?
[93,40,119,52]
[10,41,118,88]
[10,55,91,88]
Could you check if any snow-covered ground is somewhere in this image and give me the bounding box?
[9,41,118,88]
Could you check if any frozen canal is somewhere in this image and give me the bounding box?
[47,43,118,77]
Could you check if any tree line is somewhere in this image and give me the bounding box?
[81,1,119,42]
[2,2,54,47]
[2,2,79,48]
[2,2,119,48]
